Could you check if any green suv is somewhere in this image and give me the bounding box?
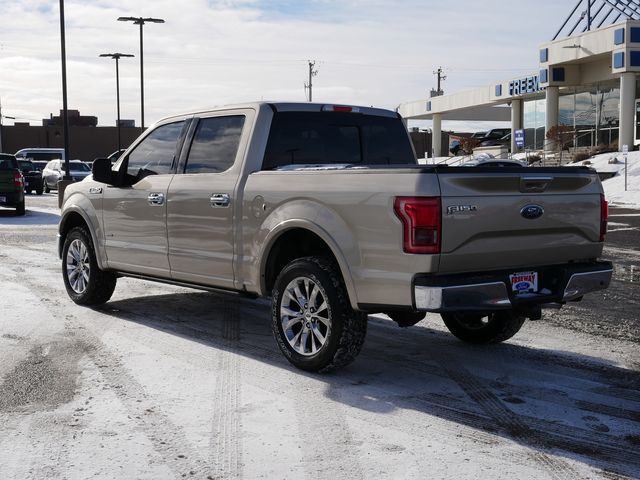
[0,153,25,215]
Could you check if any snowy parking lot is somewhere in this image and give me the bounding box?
[0,194,639,480]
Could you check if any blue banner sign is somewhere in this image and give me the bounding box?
[509,75,541,96]
[515,129,525,149]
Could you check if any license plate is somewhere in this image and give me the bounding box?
[0,196,5,203]
[509,271,538,293]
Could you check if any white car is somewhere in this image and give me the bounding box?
[42,159,91,192]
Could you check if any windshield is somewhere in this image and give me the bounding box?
[70,162,90,172]
[18,160,35,171]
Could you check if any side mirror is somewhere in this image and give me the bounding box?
[92,158,116,185]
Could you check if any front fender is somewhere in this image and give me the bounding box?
[59,190,107,270]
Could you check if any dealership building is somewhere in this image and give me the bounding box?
[398,1,640,157]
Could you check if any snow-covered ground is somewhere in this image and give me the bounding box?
[0,194,639,480]
[567,151,640,209]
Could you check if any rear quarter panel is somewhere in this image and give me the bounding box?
[240,169,441,309]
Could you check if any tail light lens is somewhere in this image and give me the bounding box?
[14,172,24,188]
[394,197,441,254]
[600,194,608,242]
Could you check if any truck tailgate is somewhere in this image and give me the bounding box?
[437,168,604,274]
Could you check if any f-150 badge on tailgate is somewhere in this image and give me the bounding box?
[446,205,478,215]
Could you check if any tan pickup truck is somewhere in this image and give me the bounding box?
[58,102,612,372]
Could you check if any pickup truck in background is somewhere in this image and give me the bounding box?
[0,153,25,215]
[58,102,612,372]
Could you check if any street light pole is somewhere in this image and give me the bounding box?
[117,16,165,129]
[100,53,134,151]
[59,0,71,181]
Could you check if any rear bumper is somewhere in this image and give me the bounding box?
[414,261,613,312]
[0,190,24,207]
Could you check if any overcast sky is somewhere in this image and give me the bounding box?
[0,0,571,130]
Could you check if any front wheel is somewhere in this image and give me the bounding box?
[62,226,117,305]
[271,256,367,372]
[44,182,50,193]
[441,311,525,344]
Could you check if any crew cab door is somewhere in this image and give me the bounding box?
[102,120,188,276]
[167,111,250,289]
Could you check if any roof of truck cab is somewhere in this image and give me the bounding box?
[159,102,400,124]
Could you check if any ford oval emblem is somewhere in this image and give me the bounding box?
[520,204,544,220]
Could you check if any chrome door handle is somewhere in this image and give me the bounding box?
[147,192,165,206]
[210,193,230,207]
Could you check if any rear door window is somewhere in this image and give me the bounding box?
[262,112,415,170]
[184,116,245,174]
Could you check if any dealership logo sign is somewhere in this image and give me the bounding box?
[509,75,541,96]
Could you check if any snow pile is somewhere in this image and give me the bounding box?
[567,151,640,209]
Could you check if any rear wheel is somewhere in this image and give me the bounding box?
[62,226,117,306]
[271,256,367,372]
[36,187,43,195]
[441,311,525,344]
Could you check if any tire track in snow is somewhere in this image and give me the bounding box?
[13,259,217,478]
[209,298,242,479]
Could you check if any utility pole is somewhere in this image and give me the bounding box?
[431,67,446,97]
[305,60,318,102]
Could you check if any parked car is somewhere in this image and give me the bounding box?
[17,159,44,195]
[0,153,25,215]
[15,148,66,162]
[59,102,612,372]
[107,149,126,164]
[42,159,92,192]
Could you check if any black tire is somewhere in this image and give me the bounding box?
[271,256,367,372]
[389,311,426,328]
[441,311,525,344]
[44,182,50,193]
[62,226,117,306]
[36,187,43,195]
[15,200,25,216]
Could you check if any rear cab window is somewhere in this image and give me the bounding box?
[0,155,18,170]
[262,111,416,170]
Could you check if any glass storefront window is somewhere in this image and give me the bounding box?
[523,97,546,149]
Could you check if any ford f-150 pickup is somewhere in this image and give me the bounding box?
[58,102,612,372]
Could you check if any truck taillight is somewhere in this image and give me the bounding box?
[394,197,441,254]
[321,105,360,113]
[14,172,24,188]
[600,194,608,242]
